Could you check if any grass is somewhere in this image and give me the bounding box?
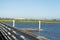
[0,19,60,23]
[15,19,39,22]
[0,19,39,22]
[0,20,13,22]
[41,20,60,24]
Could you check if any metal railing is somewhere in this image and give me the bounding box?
[0,22,42,40]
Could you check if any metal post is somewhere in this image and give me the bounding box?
[38,20,41,36]
[36,20,41,39]
[39,20,41,32]
[13,20,15,27]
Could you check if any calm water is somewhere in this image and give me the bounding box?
[5,22,60,40]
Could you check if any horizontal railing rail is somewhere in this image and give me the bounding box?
[0,22,41,40]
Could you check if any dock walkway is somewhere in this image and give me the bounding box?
[0,22,48,40]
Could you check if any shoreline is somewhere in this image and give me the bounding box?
[0,19,60,23]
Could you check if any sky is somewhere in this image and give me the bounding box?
[0,0,60,19]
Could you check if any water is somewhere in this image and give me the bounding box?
[41,23,60,40]
[5,22,60,40]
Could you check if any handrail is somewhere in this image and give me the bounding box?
[0,30,8,40]
[0,22,41,40]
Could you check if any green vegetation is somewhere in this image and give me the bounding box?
[15,19,39,22]
[41,20,60,24]
[0,19,39,22]
[0,19,12,22]
[0,19,60,23]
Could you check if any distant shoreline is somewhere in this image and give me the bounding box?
[0,19,60,23]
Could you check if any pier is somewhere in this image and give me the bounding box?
[0,22,47,40]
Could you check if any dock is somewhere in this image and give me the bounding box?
[0,22,48,40]
[19,28,43,32]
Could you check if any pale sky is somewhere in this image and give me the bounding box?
[0,0,60,19]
